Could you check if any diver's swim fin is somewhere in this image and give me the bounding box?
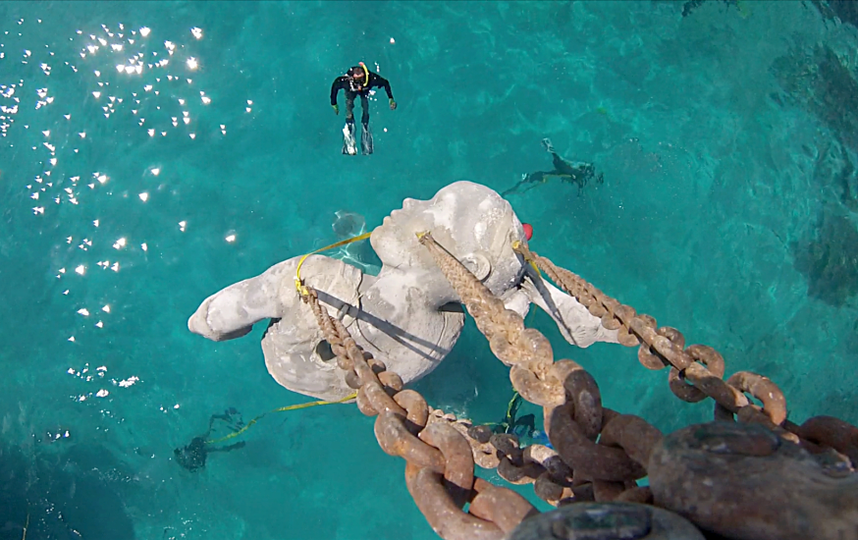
[361,122,373,155]
[342,122,357,155]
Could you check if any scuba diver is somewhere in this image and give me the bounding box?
[173,408,246,472]
[502,138,604,197]
[490,391,552,448]
[173,395,357,471]
[330,62,397,155]
[492,392,536,439]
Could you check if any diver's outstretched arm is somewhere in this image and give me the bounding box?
[209,441,246,454]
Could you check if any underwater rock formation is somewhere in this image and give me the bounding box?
[772,41,858,306]
[0,442,136,539]
[771,44,858,157]
[679,0,744,18]
[791,207,858,307]
[812,0,858,29]
[811,140,858,212]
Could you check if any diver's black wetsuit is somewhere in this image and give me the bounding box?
[502,139,603,197]
[173,408,246,472]
[528,152,600,191]
[330,71,394,126]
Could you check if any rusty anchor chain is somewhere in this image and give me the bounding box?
[513,243,796,433]
[416,233,662,496]
[291,230,858,540]
[299,285,537,539]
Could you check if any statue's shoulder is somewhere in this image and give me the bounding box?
[272,254,365,308]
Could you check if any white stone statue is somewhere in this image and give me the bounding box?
[188,181,619,401]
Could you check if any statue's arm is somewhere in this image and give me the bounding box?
[500,288,532,319]
[518,274,619,347]
[188,259,299,341]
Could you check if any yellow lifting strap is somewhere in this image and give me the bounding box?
[294,231,372,297]
[206,392,358,445]
[512,240,541,275]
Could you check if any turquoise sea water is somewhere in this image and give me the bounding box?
[2,1,857,538]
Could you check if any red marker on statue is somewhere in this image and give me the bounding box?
[522,223,533,241]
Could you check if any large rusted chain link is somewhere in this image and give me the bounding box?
[512,243,799,432]
[298,286,538,539]
[427,406,580,506]
[424,406,628,509]
[649,421,858,540]
[795,416,858,467]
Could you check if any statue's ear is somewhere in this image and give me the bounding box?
[460,252,492,282]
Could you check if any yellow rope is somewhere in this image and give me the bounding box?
[294,232,372,297]
[512,240,541,275]
[206,392,358,445]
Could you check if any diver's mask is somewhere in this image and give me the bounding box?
[348,76,364,92]
[347,62,370,92]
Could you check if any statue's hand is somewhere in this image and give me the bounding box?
[519,276,619,347]
[500,288,531,319]
[188,255,366,346]
[188,260,298,341]
[188,295,257,341]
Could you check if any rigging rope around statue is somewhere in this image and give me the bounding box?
[295,231,372,296]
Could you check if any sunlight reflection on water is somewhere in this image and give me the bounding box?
[1,14,257,427]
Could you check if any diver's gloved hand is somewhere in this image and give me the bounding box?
[389,98,397,110]
[332,104,339,115]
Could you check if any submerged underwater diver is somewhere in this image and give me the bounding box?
[173,408,246,472]
[490,391,551,447]
[492,392,536,438]
[502,138,604,197]
[330,62,397,155]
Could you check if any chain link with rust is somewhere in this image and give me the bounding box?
[423,406,583,507]
[298,286,537,539]
[511,242,803,435]
[416,232,858,499]
[416,232,666,494]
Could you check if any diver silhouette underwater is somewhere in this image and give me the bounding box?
[330,62,396,155]
[503,138,604,197]
[173,408,246,472]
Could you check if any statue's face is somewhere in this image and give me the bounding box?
[371,181,527,295]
